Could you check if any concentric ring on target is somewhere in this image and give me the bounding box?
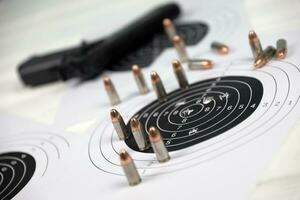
[125,76,263,152]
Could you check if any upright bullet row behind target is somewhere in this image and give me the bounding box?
[103,58,191,106]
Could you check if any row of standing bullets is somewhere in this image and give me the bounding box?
[103,58,192,106]
[248,30,287,68]
[120,114,170,163]
[107,59,192,186]
[111,109,170,186]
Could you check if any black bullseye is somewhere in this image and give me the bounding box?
[125,76,263,152]
[0,152,36,200]
[179,104,203,118]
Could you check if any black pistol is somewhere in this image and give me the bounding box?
[18,3,181,86]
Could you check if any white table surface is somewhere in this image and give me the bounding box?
[0,0,299,199]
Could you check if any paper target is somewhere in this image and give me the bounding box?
[125,76,263,152]
[89,59,300,177]
[0,132,70,199]
[0,152,35,200]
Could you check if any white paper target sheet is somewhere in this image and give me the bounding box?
[0,0,300,199]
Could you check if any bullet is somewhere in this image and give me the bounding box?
[188,59,214,70]
[110,109,129,140]
[103,76,121,105]
[172,59,189,89]
[151,71,167,103]
[276,39,287,59]
[132,64,149,94]
[148,127,170,163]
[248,30,263,59]
[173,35,189,63]
[131,118,150,151]
[254,46,276,68]
[211,41,230,54]
[163,18,177,42]
[120,149,141,186]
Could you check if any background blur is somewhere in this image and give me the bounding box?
[0,0,300,199]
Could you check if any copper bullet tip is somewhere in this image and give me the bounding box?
[110,109,119,121]
[120,149,129,159]
[204,60,214,69]
[197,59,214,69]
[150,71,160,82]
[149,126,158,136]
[277,51,285,59]
[173,35,181,44]
[119,149,132,165]
[211,41,230,55]
[248,30,257,39]
[163,18,172,28]
[254,58,264,68]
[130,118,140,130]
[103,76,112,88]
[221,46,229,54]
[132,64,141,76]
[148,127,161,142]
[172,59,182,71]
